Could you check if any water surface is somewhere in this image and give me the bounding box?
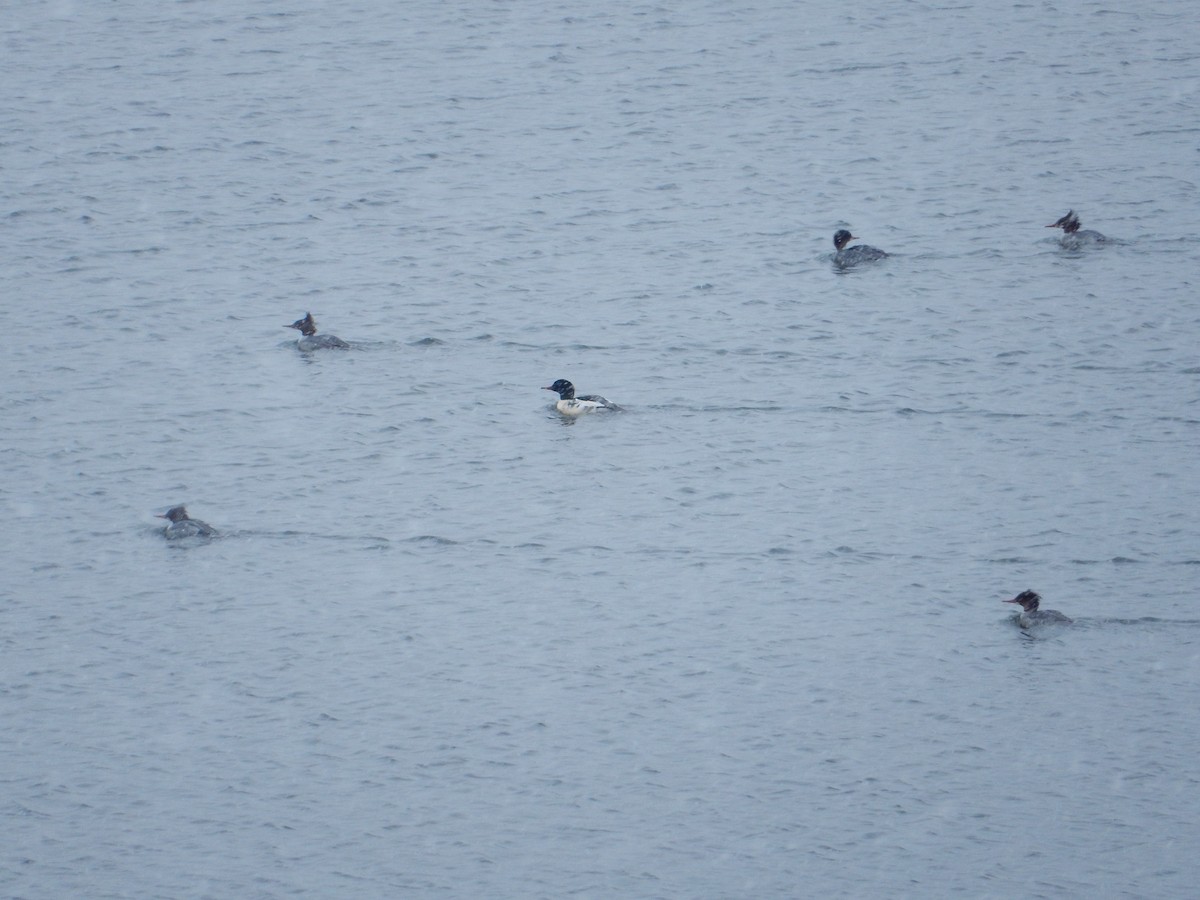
[3,0,1199,896]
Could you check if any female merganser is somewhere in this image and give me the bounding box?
[543,379,621,416]
[833,229,888,267]
[1045,210,1107,247]
[286,312,350,350]
[1004,589,1071,627]
[156,505,217,539]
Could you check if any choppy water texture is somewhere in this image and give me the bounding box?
[4,0,1200,897]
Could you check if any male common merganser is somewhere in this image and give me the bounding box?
[156,505,217,539]
[1004,589,1071,627]
[543,379,621,416]
[1045,210,1107,248]
[286,312,350,350]
[833,229,888,267]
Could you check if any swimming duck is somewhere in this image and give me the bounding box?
[1004,589,1072,627]
[833,229,888,267]
[1045,210,1107,248]
[286,312,350,350]
[543,379,621,416]
[156,505,217,539]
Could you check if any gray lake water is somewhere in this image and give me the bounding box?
[3,0,1200,897]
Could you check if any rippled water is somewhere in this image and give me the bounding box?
[4,0,1199,896]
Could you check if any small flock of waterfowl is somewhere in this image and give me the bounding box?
[833,209,1107,269]
[273,211,1109,417]
[154,500,1073,626]
[158,216,1102,629]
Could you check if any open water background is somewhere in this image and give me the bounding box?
[3,0,1200,897]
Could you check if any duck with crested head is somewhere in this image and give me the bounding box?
[286,312,350,350]
[1004,589,1071,627]
[1045,210,1107,248]
[156,505,217,540]
[833,229,888,268]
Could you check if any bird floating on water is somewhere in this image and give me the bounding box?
[1045,210,1107,248]
[542,379,621,416]
[156,505,217,539]
[1004,589,1071,627]
[833,229,888,267]
[286,312,350,350]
